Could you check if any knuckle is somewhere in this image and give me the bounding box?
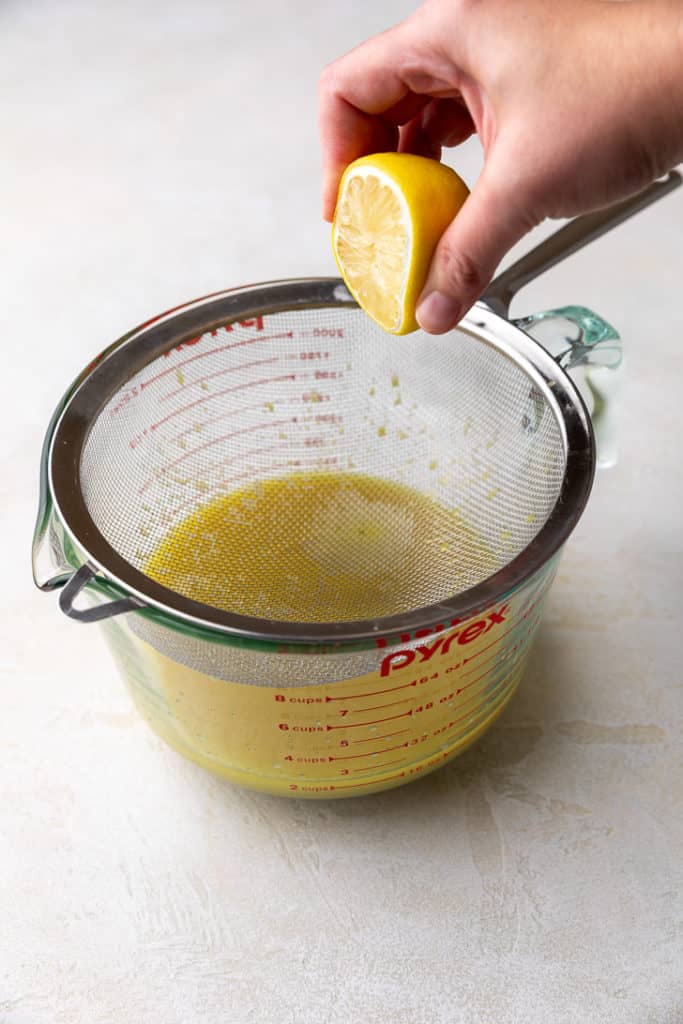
[437,241,487,296]
[442,0,484,16]
[318,61,342,99]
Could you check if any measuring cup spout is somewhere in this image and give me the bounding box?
[32,427,72,592]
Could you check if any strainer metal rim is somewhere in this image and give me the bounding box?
[47,277,595,646]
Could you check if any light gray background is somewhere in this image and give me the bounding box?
[2,2,682,1022]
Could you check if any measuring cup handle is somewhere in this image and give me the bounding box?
[515,305,622,469]
[59,563,143,623]
[483,171,682,317]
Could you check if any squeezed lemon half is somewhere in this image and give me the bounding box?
[332,152,469,335]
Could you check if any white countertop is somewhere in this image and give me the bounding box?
[3,2,682,1021]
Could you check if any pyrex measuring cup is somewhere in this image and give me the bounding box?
[33,173,680,798]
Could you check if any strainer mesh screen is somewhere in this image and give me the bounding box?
[80,307,566,623]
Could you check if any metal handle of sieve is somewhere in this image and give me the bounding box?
[58,563,144,623]
[483,171,682,317]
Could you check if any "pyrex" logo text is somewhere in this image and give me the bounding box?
[380,605,509,677]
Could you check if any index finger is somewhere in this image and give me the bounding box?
[318,23,432,219]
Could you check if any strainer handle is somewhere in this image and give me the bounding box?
[59,563,144,623]
[483,171,682,316]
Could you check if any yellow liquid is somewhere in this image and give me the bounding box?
[144,471,495,621]
[114,471,535,797]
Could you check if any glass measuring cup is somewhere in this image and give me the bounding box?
[32,174,680,797]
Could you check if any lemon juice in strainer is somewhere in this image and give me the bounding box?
[144,471,495,622]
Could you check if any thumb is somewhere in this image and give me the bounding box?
[416,165,538,334]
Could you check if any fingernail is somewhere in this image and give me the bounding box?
[416,291,461,334]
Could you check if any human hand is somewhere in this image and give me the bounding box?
[319,0,683,332]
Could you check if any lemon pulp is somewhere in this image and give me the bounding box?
[334,172,407,332]
[332,153,470,335]
[144,471,495,622]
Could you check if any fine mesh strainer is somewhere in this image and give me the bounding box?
[32,174,679,798]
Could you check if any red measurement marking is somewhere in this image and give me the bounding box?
[168,390,308,445]
[164,454,341,520]
[352,758,404,773]
[139,332,294,391]
[182,443,282,486]
[453,642,515,680]
[138,417,296,494]
[170,396,343,484]
[429,641,536,717]
[456,663,504,696]
[330,772,406,791]
[351,729,410,745]
[302,391,332,404]
[447,619,539,697]
[218,455,339,490]
[312,328,344,338]
[454,643,518,686]
[330,742,409,762]
[148,374,299,433]
[436,685,491,721]
[164,444,282,514]
[326,710,413,731]
[350,697,413,714]
[165,401,272,447]
[437,699,506,747]
[325,681,416,702]
[161,356,280,402]
[454,596,543,667]
[224,456,337,483]
[438,705,482,736]
[437,667,528,743]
